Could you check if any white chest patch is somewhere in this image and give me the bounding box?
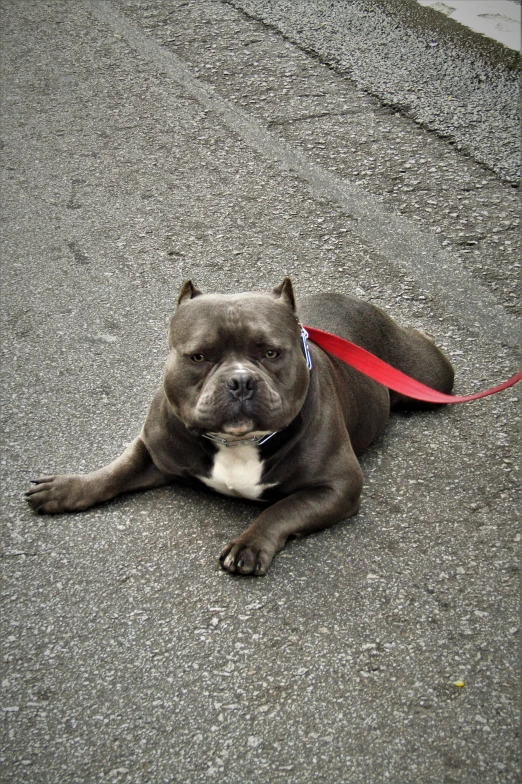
[198,443,277,500]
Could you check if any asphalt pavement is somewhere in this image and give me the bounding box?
[1,1,520,782]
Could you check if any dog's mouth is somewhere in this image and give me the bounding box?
[221,419,256,436]
[192,385,283,436]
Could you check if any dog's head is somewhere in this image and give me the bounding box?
[164,278,310,437]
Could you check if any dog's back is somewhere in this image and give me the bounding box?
[298,292,454,405]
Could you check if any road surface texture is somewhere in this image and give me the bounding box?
[1,1,519,782]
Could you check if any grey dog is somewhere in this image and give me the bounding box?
[26,279,454,575]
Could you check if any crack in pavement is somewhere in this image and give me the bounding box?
[88,0,518,348]
[266,110,358,126]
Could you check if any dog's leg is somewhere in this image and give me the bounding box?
[220,451,364,576]
[25,437,169,514]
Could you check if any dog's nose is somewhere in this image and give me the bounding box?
[226,372,257,401]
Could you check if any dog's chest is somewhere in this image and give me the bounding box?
[198,444,276,500]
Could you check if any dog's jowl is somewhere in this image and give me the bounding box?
[26,278,454,575]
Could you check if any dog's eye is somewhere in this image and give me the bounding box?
[190,354,206,363]
[264,350,279,359]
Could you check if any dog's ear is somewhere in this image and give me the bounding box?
[177,279,203,305]
[272,277,296,312]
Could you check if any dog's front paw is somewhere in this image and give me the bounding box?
[219,533,279,576]
[25,475,97,514]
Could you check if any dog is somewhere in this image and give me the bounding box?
[26,278,454,575]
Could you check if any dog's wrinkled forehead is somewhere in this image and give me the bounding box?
[170,292,299,351]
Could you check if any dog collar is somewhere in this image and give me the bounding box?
[202,431,278,448]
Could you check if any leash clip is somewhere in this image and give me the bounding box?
[301,326,313,370]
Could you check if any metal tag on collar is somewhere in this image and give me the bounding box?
[301,326,313,370]
[202,431,278,448]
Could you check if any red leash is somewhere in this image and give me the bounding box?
[304,326,522,405]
